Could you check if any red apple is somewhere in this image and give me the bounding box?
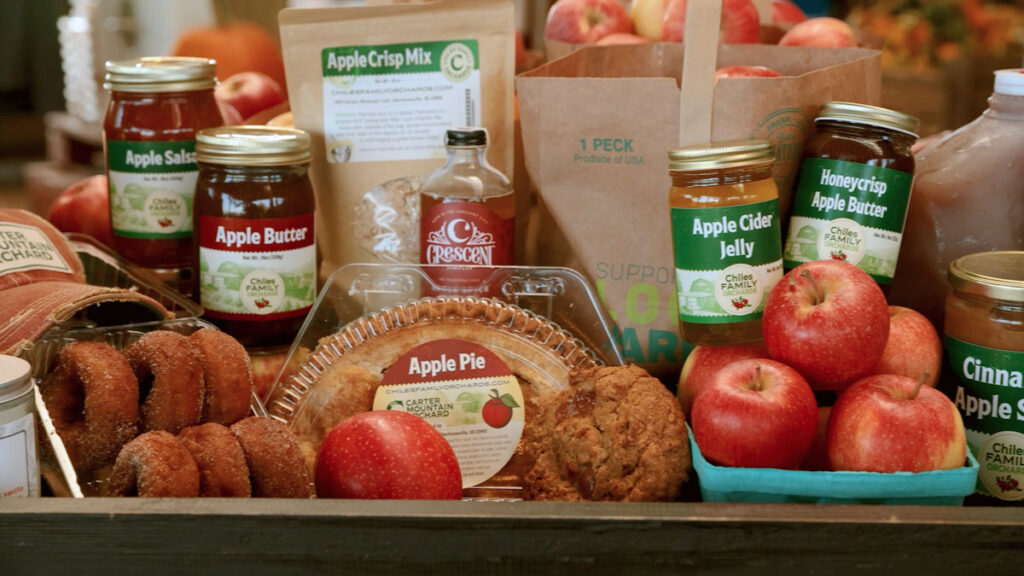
[772,0,807,25]
[874,306,942,388]
[677,343,769,415]
[596,32,651,45]
[48,175,114,247]
[661,0,760,44]
[827,374,967,473]
[315,410,462,499]
[214,71,286,121]
[216,98,243,126]
[691,358,818,469]
[714,65,781,83]
[778,17,857,47]
[762,260,890,391]
[545,0,633,44]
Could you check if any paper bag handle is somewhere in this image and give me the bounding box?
[678,0,723,147]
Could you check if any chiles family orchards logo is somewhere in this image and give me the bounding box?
[424,218,496,266]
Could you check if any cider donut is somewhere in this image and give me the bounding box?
[178,423,252,497]
[124,331,204,434]
[39,341,139,473]
[188,329,253,425]
[230,417,313,498]
[105,431,200,497]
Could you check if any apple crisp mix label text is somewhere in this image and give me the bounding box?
[106,140,198,239]
[946,336,1024,501]
[0,223,73,276]
[670,200,783,324]
[784,158,913,283]
[375,339,524,489]
[0,412,38,498]
[321,40,480,164]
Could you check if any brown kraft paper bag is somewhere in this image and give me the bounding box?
[517,42,881,380]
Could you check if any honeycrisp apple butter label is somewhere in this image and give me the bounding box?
[670,199,783,324]
[374,339,524,488]
[197,213,316,321]
[0,223,73,276]
[946,336,1024,502]
[321,40,480,163]
[106,140,198,238]
[783,158,913,283]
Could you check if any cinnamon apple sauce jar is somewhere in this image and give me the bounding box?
[944,251,1024,505]
[193,126,317,350]
[668,140,783,346]
[104,57,225,295]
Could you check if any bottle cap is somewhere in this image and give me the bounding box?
[949,251,1024,303]
[105,57,217,92]
[994,69,1024,97]
[196,126,312,166]
[668,139,774,171]
[446,128,488,147]
[816,102,919,138]
[0,355,32,404]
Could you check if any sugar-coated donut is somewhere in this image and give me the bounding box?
[178,423,252,497]
[39,341,139,473]
[188,329,253,425]
[123,331,204,434]
[105,431,200,497]
[230,417,313,498]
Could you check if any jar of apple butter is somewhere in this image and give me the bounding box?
[193,126,317,350]
[783,102,919,285]
[104,57,225,295]
[944,251,1024,505]
[668,140,783,346]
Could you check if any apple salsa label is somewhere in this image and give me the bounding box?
[670,199,783,324]
[0,223,74,276]
[946,336,1024,501]
[783,158,913,283]
[374,339,524,489]
[106,140,198,238]
[321,40,480,163]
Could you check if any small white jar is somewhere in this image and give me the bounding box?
[0,355,39,498]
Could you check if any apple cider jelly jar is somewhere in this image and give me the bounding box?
[944,251,1024,505]
[668,140,784,346]
[193,126,317,350]
[104,57,225,295]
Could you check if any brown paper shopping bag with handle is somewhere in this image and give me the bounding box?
[517,2,880,380]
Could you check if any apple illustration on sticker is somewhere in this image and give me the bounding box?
[481,389,519,429]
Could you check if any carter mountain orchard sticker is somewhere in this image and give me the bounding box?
[0,223,73,276]
[107,140,198,238]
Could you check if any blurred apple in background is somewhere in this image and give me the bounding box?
[714,65,781,83]
[874,306,942,387]
[48,175,114,247]
[779,17,858,47]
[677,343,769,415]
[630,0,669,41]
[215,71,287,121]
[216,99,243,126]
[660,0,761,44]
[772,0,807,25]
[545,0,634,44]
[596,32,651,45]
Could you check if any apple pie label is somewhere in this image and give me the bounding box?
[421,200,514,291]
[321,40,481,163]
[374,339,524,488]
[946,336,1024,502]
[0,223,74,276]
[784,158,913,283]
[197,213,316,322]
[106,140,199,239]
[670,199,783,324]
[0,411,38,498]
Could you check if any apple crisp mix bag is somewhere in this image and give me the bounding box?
[279,0,515,276]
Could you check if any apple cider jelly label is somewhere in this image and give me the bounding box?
[670,199,783,324]
[783,158,913,283]
[374,339,524,488]
[946,336,1024,501]
[0,223,73,276]
[197,213,316,321]
[321,40,481,164]
[106,140,199,238]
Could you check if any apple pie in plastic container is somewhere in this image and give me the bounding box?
[266,264,623,499]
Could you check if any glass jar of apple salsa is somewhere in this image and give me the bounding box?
[783,102,919,286]
[193,126,317,350]
[944,251,1024,505]
[668,140,783,346]
[104,57,225,296]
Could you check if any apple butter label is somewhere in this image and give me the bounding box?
[421,200,514,290]
[106,140,198,239]
[0,223,74,276]
[0,411,38,498]
[670,199,783,324]
[783,158,913,283]
[197,213,316,321]
[946,336,1024,502]
[321,40,481,163]
[374,339,524,489]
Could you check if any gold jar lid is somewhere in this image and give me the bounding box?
[816,102,920,137]
[105,57,217,92]
[196,126,312,166]
[949,251,1024,303]
[668,139,774,171]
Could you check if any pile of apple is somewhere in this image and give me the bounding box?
[681,259,967,475]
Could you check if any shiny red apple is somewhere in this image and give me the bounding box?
[48,175,114,246]
[714,65,782,83]
[544,0,634,44]
[691,358,818,469]
[661,0,760,44]
[772,0,807,25]
[315,410,462,499]
[677,343,769,415]
[827,374,967,473]
[874,306,942,388]
[214,71,286,121]
[596,32,651,45]
[762,260,890,391]
[778,17,857,47]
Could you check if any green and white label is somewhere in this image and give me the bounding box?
[107,140,197,239]
[783,158,912,283]
[671,199,783,324]
[946,336,1024,501]
[321,40,481,163]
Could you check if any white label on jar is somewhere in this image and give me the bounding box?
[0,223,73,276]
[0,412,38,498]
